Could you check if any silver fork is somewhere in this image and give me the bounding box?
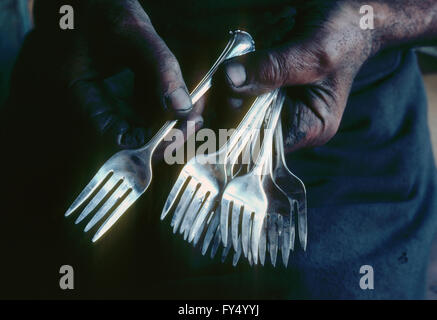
[273,116,307,251]
[161,92,277,241]
[65,30,255,242]
[225,92,293,267]
[203,107,280,267]
[252,92,295,267]
[220,90,284,264]
[203,95,307,267]
[199,100,272,260]
[261,147,293,266]
[181,100,268,240]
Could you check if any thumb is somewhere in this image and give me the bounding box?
[222,44,323,96]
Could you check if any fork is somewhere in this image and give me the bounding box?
[161,91,277,242]
[203,95,307,267]
[203,126,264,266]
[226,153,292,267]
[273,115,307,251]
[65,30,256,242]
[224,92,293,267]
[220,90,284,264]
[202,98,285,267]
[198,98,272,257]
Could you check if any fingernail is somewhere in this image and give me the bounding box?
[164,87,192,113]
[224,61,247,88]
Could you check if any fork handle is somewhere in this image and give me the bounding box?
[220,90,277,161]
[252,90,285,176]
[141,30,256,153]
[145,119,178,153]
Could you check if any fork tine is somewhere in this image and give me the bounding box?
[201,210,220,255]
[180,188,208,239]
[171,179,199,234]
[232,236,242,266]
[281,215,291,267]
[247,242,253,266]
[276,215,285,267]
[259,217,267,266]
[194,202,219,247]
[84,183,130,233]
[192,207,214,247]
[297,197,308,251]
[65,170,112,217]
[188,197,215,244]
[241,207,251,258]
[92,190,137,242]
[268,213,278,267]
[231,203,240,251]
[210,226,222,259]
[291,200,297,251]
[251,210,266,264]
[160,173,190,220]
[75,176,119,224]
[220,198,232,247]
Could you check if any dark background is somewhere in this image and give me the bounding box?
[1,0,437,299]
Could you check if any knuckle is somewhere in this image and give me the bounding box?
[312,31,342,73]
[257,50,290,87]
[294,39,336,81]
[311,83,342,144]
[316,45,338,73]
[296,100,341,148]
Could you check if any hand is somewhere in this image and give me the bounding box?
[34,0,204,150]
[219,0,373,152]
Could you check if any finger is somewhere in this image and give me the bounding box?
[116,6,193,117]
[222,43,325,96]
[70,79,149,150]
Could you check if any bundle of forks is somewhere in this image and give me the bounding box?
[65,30,307,268]
[162,89,307,267]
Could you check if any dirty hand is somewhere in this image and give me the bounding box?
[220,0,437,152]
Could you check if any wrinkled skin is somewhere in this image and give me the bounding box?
[33,0,437,153]
[219,0,437,152]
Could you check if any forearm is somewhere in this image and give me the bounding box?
[368,0,437,55]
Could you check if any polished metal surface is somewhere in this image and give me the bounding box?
[65,30,256,242]
[203,91,307,267]
[220,89,283,264]
[161,92,277,244]
[199,98,274,262]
